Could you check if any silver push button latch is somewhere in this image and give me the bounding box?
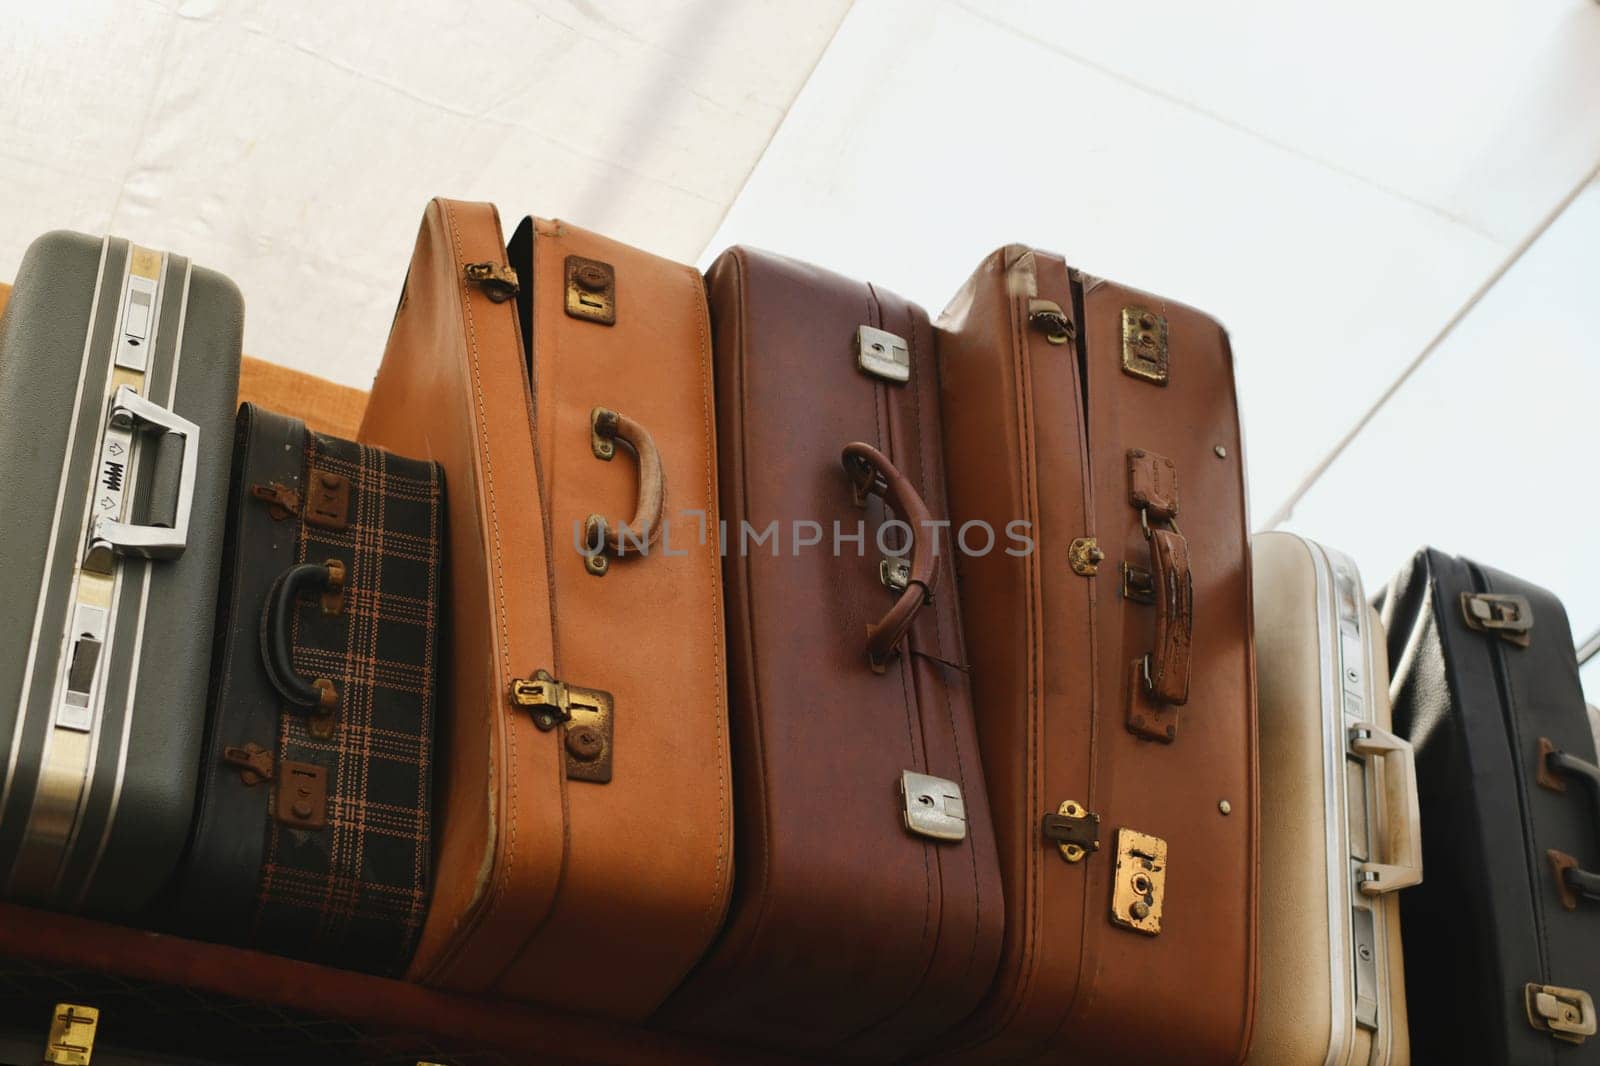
[900,771,967,841]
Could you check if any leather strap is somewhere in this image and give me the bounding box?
[841,441,940,671]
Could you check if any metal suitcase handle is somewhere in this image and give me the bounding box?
[260,561,345,714]
[87,385,198,562]
[1350,723,1424,895]
[584,406,665,559]
[841,442,940,672]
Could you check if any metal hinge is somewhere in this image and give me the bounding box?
[900,771,967,841]
[464,261,520,302]
[1042,800,1100,862]
[510,670,616,783]
[44,1003,98,1065]
[1461,592,1533,647]
[1527,983,1597,1044]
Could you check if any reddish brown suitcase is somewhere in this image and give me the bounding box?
[661,248,1003,1060]
[936,246,1257,1062]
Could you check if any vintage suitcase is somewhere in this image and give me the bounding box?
[1249,532,1417,1065]
[659,248,1003,1060]
[360,201,732,1020]
[0,232,241,915]
[935,246,1257,1061]
[1380,550,1600,1063]
[174,403,442,976]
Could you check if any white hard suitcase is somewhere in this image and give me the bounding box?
[1248,532,1421,1065]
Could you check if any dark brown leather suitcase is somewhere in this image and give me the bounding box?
[937,246,1257,1062]
[660,248,1003,1060]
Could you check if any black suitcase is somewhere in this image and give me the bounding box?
[1380,549,1600,1063]
[175,404,443,976]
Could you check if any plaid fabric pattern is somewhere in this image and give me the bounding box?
[253,431,442,978]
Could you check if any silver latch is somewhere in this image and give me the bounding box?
[1527,983,1597,1044]
[857,325,911,383]
[900,771,966,841]
[880,557,911,592]
[1461,592,1533,647]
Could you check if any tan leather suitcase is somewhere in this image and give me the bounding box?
[1249,532,1416,1065]
[937,246,1257,1062]
[658,248,1004,1061]
[360,201,732,1020]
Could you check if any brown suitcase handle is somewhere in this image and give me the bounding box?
[586,406,665,555]
[841,442,939,672]
[1141,515,1192,705]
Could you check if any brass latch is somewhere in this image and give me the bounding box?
[510,670,616,783]
[222,742,275,785]
[1111,828,1167,935]
[464,261,520,302]
[1121,307,1169,385]
[857,325,911,383]
[900,771,967,842]
[564,255,615,325]
[44,1003,98,1065]
[274,761,328,829]
[1527,983,1597,1044]
[1461,592,1533,647]
[1042,800,1100,862]
[1028,299,1075,345]
[1068,537,1104,577]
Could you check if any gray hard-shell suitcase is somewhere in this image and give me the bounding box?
[0,232,242,914]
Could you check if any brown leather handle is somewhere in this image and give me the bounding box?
[1143,523,1192,705]
[841,442,939,671]
[587,407,665,555]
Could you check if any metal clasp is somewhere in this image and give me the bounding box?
[44,1003,98,1065]
[564,256,615,324]
[1042,800,1100,862]
[900,771,967,841]
[221,742,275,786]
[1028,299,1075,345]
[464,261,520,302]
[1461,592,1533,647]
[857,325,911,383]
[880,557,911,592]
[1111,828,1167,935]
[1068,537,1104,577]
[1527,983,1597,1044]
[510,670,616,783]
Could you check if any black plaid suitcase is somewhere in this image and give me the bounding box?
[173,403,443,976]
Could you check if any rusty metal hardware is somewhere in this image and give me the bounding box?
[222,742,275,786]
[1461,592,1533,647]
[1042,800,1100,862]
[320,557,346,616]
[900,771,967,842]
[880,557,911,592]
[1028,299,1075,345]
[308,677,338,739]
[1068,537,1104,576]
[1111,828,1167,935]
[249,481,300,520]
[565,255,616,324]
[464,261,520,302]
[1122,562,1155,604]
[510,670,616,783]
[1127,658,1179,743]
[44,1003,98,1065]
[1527,983,1597,1044]
[274,761,327,829]
[856,324,911,383]
[591,406,618,461]
[1121,306,1169,385]
[304,468,350,530]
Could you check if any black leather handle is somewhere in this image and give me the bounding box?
[1545,746,1600,903]
[260,562,341,713]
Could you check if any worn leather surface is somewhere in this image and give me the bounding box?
[937,246,1256,1062]
[1382,550,1600,1065]
[360,200,568,995]
[1248,533,1408,1065]
[660,247,1002,1060]
[473,216,733,1021]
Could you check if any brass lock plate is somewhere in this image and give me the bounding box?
[44,1003,98,1065]
[857,325,911,383]
[1121,306,1169,385]
[565,255,616,325]
[900,770,967,841]
[1527,983,1597,1044]
[511,670,615,783]
[1111,828,1167,935]
[274,760,328,829]
[303,468,350,530]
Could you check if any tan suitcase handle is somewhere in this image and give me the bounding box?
[586,406,665,555]
[1351,723,1424,895]
[841,442,939,672]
